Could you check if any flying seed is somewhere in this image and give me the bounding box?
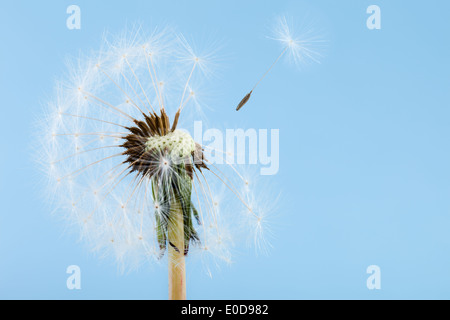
[236,91,252,111]
[235,46,288,111]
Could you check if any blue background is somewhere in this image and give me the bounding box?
[1,0,449,299]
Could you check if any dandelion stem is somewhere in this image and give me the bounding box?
[168,198,186,300]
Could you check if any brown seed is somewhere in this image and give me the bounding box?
[236,91,252,111]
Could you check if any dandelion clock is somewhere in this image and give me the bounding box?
[39,19,321,299]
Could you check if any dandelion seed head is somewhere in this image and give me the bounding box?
[144,130,195,157]
[39,25,275,272]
